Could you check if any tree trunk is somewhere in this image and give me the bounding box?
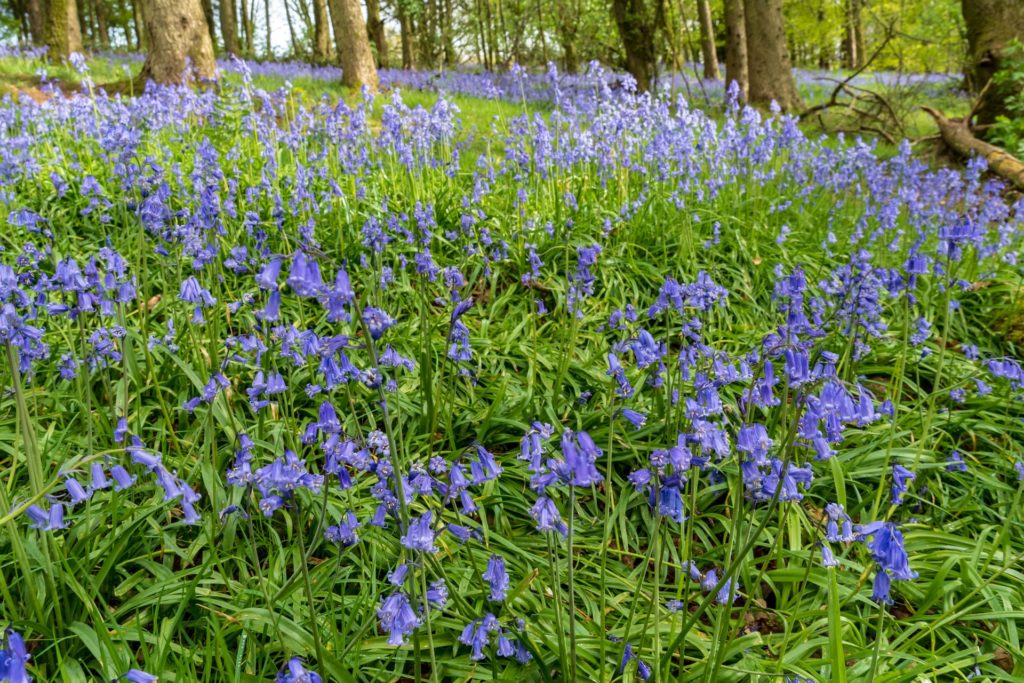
[611,0,657,91]
[329,0,379,89]
[264,0,271,56]
[138,0,217,84]
[313,0,331,63]
[696,0,719,80]
[961,0,1024,127]
[723,0,747,99]
[283,0,299,56]
[93,0,110,49]
[842,0,862,69]
[43,0,82,58]
[26,0,44,43]
[220,0,239,54]
[132,0,146,50]
[442,0,455,65]
[199,0,216,51]
[397,2,415,68]
[744,0,801,111]
[365,0,388,67]
[239,0,253,53]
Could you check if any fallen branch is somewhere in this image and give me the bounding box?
[921,106,1024,191]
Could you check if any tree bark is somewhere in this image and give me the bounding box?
[138,0,217,85]
[744,0,801,111]
[329,0,379,89]
[961,0,1024,127]
[93,0,110,49]
[611,0,657,91]
[43,0,82,58]
[696,0,720,79]
[365,0,388,67]
[132,0,146,50]
[264,0,271,56]
[398,1,416,68]
[239,0,253,53]
[723,0,747,99]
[220,0,239,54]
[26,0,44,43]
[199,0,216,52]
[313,0,331,63]
[842,0,862,69]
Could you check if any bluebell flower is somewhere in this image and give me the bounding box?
[121,669,157,683]
[64,476,92,506]
[274,657,322,683]
[946,450,968,473]
[0,627,31,683]
[362,306,395,340]
[25,502,66,531]
[401,511,438,553]
[377,591,419,646]
[530,496,567,537]
[890,464,916,505]
[482,554,509,602]
[620,408,646,430]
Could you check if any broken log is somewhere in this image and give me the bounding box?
[921,105,1024,191]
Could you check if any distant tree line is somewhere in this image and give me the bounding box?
[0,0,1021,119]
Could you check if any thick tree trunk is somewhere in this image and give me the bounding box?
[611,0,657,91]
[724,0,747,99]
[220,0,239,54]
[398,2,415,69]
[744,0,801,111]
[138,0,217,85]
[43,0,82,58]
[313,0,331,63]
[329,0,379,89]
[696,0,720,80]
[961,0,1024,127]
[365,0,388,67]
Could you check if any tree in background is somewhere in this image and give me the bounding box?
[723,0,748,100]
[610,0,656,91]
[961,0,1024,126]
[744,0,802,110]
[220,0,239,55]
[138,0,216,84]
[696,0,719,80]
[365,0,387,67]
[329,0,377,89]
[43,0,82,59]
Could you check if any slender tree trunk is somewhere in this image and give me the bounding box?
[365,0,388,67]
[696,0,719,79]
[138,0,217,84]
[557,10,578,73]
[239,0,253,53]
[132,0,146,49]
[79,0,93,48]
[94,0,113,51]
[961,0,1024,127]
[283,0,299,56]
[443,0,455,65]
[220,0,239,54]
[329,0,379,89]
[313,0,331,63]
[723,0,747,100]
[843,0,861,69]
[611,0,657,91]
[744,0,801,110]
[264,0,271,56]
[534,0,549,63]
[398,2,416,68]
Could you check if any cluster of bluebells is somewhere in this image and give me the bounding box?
[0,48,1020,682]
